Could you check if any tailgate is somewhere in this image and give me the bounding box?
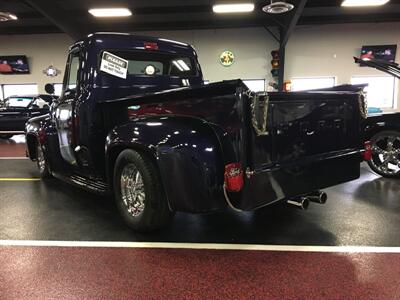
[238,91,364,210]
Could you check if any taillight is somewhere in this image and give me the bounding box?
[224,163,244,192]
[364,141,373,161]
[144,42,159,50]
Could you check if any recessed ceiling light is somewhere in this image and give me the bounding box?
[212,3,255,13]
[88,8,132,17]
[0,12,18,22]
[342,0,390,7]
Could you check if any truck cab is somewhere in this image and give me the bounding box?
[26,33,367,232]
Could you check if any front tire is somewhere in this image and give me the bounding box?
[114,149,173,232]
[36,140,51,178]
[368,130,400,178]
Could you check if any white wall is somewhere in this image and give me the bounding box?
[0,23,399,108]
[0,34,73,93]
[286,23,400,109]
[134,28,278,83]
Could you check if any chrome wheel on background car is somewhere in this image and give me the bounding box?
[368,131,400,178]
[120,164,146,217]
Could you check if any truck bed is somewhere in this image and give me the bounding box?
[101,80,364,211]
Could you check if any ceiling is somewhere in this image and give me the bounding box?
[0,0,400,39]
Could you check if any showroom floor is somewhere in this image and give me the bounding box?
[1,136,400,299]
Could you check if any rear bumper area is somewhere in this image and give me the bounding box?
[232,151,362,211]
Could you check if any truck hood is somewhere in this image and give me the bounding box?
[354,57,400,79]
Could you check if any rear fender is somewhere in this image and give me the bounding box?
[106,116,227,212]
[25,114,63,172]
[25,114,51,160]
[364,115,400,140]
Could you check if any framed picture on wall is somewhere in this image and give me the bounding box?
[0,55,30,74]
[360,45,397,63]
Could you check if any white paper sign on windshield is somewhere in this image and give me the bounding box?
[100,51,128,79]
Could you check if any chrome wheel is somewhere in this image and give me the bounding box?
[370,134,400,176]
[37,144,46,173]
[120,163,146,217]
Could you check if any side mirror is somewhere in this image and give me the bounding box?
[45,83,55,95]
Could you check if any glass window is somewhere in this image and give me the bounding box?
[351,76,396,109]
[67,54,80,90]
[53,83,63,96]
[105,51,198,77]
[3,84,38,98]
[243,79,265,92]
[291,77,336,91]
[0,86,3,100]
[4,96,33,108]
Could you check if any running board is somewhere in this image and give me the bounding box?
[52,172,110,195]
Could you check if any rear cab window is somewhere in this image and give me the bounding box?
[100,51,198,77]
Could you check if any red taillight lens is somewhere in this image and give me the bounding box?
[144,42,159,50]
[364,141,373,161]
[224,163,244,192]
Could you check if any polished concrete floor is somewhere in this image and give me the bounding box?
[1,136,400,299]
[1,157,399,246]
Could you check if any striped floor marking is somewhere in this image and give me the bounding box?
[0,178,40,181]
[1,240,400,253]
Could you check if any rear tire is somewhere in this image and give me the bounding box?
[114,149,174,232]
[36,140,52,178]
[368,130,400,178]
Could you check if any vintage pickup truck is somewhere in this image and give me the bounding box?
[25,33,369,231]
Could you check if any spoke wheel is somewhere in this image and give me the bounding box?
[114,149,174,232]
[120,164,146,217]
[368,130,400,178]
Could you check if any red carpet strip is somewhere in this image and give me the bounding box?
[0,142,26,158]
[0,246,399,299]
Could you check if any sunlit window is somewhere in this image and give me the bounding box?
[243,79,265,92]
[3,84,38,98]
[291,77,336,91]
[53,83,63,96]
[351,76,396,108]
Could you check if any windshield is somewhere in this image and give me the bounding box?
[4,97,33,108]
[103,51,198,77]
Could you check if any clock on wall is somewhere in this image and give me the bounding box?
[219,50,235,67]
[43,65,61,77]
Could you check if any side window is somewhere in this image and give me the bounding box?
[63,51,80,95]
[67,54,80,90]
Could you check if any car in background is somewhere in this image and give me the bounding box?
[354,57,400,178]
[0,94,56,139]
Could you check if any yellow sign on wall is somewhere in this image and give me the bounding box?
[219,50,235,67]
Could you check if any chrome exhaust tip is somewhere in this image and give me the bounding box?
[307,191,327,204]
[287,197,309,210]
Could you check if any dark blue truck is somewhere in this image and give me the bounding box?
[25,33,368,231]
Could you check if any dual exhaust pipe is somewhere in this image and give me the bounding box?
[287,191,327,210]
